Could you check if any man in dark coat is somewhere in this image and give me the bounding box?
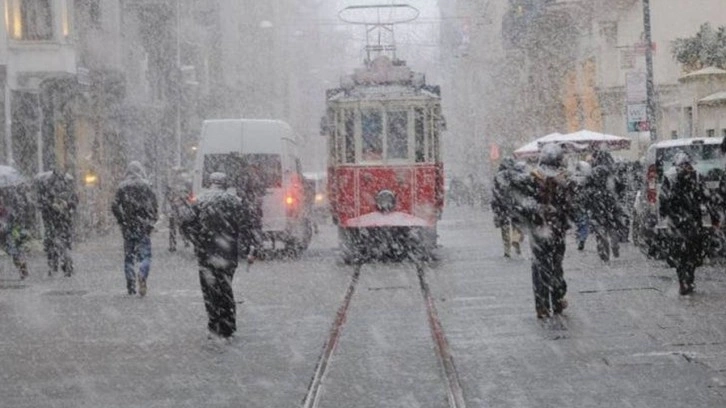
[587,150,623,262]
[180,172,258,340]
[111,161,158,296]
[660,152,710,295]
[491,157,523,257]
[36,169,78,277]
[517,144,574,318]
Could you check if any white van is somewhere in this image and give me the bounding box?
[193,119,313,253]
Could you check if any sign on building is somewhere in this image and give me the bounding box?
[626,72,649,132]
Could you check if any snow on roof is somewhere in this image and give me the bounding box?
[699,91,726,104]
[679,66,726,81]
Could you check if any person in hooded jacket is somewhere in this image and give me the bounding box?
[587,150,623,262]
[516,144,574,318]
[111,161,158,296]
[659,152,712,295]
[491,157,523,257]
[36,169,78,277]
[180,172,258,340]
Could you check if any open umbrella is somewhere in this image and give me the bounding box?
[0,165,27,188]
[538,130,631,151]
[513,130,631,159]
[513,133,563,159]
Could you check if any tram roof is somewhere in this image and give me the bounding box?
[326,86,440,103]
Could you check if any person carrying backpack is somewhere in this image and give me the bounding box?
[180,172,258,340]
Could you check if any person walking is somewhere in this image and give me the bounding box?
[660,152,712,295]
[165,167,192,252]
[180,172,258,340]
[0,184,32,279]
[491,157,523,257]
[111,161,158,296]
[35,169,78,277]
[587,150,623,262]
[572,160,592,251]
[517,144,574,318]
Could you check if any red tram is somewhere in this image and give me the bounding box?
[321,55,445,261]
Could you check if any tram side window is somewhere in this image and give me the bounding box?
[387,111,408,160]
[361,110,383,161]
[344,109,355,163]
[431,106,442,161]
[414,108,425,163]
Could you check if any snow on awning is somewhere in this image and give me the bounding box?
[699,91,726,104]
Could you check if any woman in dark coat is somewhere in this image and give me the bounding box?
[659,152,710,295]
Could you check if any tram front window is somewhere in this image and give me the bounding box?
[387,111,408,160]
[362,110,383,161]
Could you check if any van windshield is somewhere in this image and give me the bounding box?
[203,153,282,190]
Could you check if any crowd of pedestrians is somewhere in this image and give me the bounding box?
[490,142,719,318]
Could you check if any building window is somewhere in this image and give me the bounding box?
[671,130,678,140]
[77,0,101,29]
[5,0,53,41]
[707,129,715,138]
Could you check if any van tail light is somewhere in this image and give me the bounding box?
[285,192,300,218]
[646,164,657,204]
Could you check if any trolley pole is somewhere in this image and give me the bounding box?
[642,0,657,141]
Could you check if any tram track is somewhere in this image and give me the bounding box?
[301,260,466,408]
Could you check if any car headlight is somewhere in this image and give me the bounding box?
[375,190,396,213]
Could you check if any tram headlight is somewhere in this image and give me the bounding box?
[375,190,396,213]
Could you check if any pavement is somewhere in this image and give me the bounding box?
[0,206,725,407]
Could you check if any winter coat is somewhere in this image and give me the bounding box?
[660,167,707,233]
[111,162,159,240]
[515,162,574,236]
[180,185,257,269]
[0,185,33,244]
[491,167,515,227]
[36,171,77,228]
[586,164,622,230]
[660,166,710,267]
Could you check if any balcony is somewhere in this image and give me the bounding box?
[4,0,76,89]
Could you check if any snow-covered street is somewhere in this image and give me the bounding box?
[1,206,725,407]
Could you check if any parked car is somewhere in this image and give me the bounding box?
[632,137,725,260]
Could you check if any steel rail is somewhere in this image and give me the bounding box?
[416,261,467,408]
[301,264,361,408]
